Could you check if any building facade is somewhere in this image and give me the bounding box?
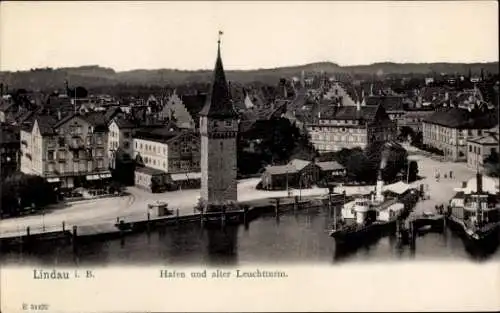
[199,41,239,209]
[20,113,111,189]
[399,109,435,133]
[108,118,136,168]
[422,108,498,162]
[306,104,397,153]
[133,129,200,174]
[466,131,499,171]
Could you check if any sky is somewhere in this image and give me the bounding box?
[0,1,498,72]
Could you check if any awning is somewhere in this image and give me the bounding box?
[99,173,112,179]
[171,173,190,181]
[186,172,201,180]
[170,172,201,181]
[383,181,410,195]
[47,177,60,183]
[86,175,100,180]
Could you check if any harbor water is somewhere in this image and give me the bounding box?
[1,206,499,266]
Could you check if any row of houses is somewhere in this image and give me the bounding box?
[16,109,204,193]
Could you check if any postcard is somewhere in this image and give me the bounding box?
[0,1,499,312]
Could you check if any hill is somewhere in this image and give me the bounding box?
[0,62,498,91]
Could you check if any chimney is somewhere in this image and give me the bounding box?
[57,109,62,121]
[476,172,483,193]
[375,169,384,202]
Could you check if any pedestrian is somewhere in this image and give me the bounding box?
[449,171,453,179]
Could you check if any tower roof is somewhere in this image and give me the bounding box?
[199,36,238,119]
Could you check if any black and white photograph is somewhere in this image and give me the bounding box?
[0,1,499,311]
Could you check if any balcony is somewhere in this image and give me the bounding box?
[69,136,85,150]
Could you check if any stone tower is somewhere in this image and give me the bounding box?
[199,35,239,211]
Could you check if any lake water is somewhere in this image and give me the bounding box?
[1,207,499,266]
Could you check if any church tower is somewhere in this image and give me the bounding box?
[199,33,239,211]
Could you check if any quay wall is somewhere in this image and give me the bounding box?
[0,195,346,250]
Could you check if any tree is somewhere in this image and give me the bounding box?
[484,151,500,177]
[1,173,57,217]
[408,160,419,182]
[365,141,408,183]
[345,149,374,183]
[399,126,415,141]
[411,131,423,146]
[238,117,317,175]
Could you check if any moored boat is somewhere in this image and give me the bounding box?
[447,173,500,244]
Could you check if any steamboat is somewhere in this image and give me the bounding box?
[447,172,500,243]
[329,170,408,243]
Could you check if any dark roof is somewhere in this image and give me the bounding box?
[0,100,14,112]
[181,94,207,126]
[423,107,498,129]
[35,115,58,135]
[53,112,108,131]
[365,95,405,111]
[134,127,191,144]
[105,107,122,122]
[199,44,238,119]
[468,132,499,145]
[135,166,166,176]
[321,105,381,121]
[453,191,466,199]
[113,117,137,129]
[316,161,345,171]
[83,112,108,129]
[45,95,72,107]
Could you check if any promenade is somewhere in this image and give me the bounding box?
[0,147,477,238]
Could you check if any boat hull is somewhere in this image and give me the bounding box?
[446,216,500,245]
[330,220,397,244]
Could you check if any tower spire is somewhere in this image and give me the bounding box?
[199,31,237,118]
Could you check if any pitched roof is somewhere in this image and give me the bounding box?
[365,95,405,111]
[288,159,312,171]
[468,132,499,145]
[135,166,166,176]
[0,100,14,112]
[53,112,108,131]
[113,117,137,129]
[105,107,122,122]
[321,105,380,121]
[84,112,108,129]
[264,164,298,175]
[423,107,498,129]
[199,43,238,118]
[181,93,207,126]
[134,127,193,144]
[316,161,345,171]
[35,115,58,135]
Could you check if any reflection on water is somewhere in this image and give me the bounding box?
[1,207,499,266]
